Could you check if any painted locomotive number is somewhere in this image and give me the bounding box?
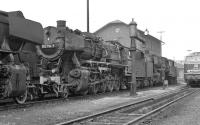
[42,44,55,48]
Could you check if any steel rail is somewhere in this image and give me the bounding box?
[55,86,188,125]
[55,98,154,125]
[0,89,130,112]
[0,98,64,111]
[0,85,180,112]
[124,88,199,125]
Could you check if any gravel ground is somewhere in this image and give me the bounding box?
[0,85,184,125]
[141,88,200,125]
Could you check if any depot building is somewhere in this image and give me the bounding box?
[94,20,162,57]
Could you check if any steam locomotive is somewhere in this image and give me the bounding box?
[32,20,177,98]
[30,20,129,98]
[0,11,177,104]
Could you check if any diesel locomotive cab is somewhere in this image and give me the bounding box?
[0,10,43,104]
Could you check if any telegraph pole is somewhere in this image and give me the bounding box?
[129,19,137,96]
[157,31,165,41]
[87,0,90,32]
[157,31,165,56]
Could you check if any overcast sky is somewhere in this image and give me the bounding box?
[1,0,200,60]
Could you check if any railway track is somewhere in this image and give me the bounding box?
[0,97,65,111]
[55,86,194,125]
[0,89,130,111]
[0,85,186,113]
[0,85,175,112]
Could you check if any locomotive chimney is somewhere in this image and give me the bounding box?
[56,20,66,38]
[57,20,66,28]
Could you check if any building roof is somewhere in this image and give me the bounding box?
[187,52,200,57]
[94,20,127,34]
[110,20,124,24]
[94,20,162,44]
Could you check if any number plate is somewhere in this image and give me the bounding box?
[42,44,55,48]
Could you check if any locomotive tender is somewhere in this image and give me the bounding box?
[0,10,43,104]
[0,10,177,104]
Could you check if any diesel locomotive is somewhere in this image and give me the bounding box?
[184,52,200,86]
[0,10,177,104]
